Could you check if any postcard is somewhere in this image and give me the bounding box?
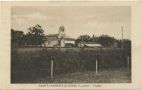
[0,1,141,90]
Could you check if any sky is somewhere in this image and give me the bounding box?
[11,6,131,39]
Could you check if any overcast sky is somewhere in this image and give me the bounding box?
[11,6,131,39]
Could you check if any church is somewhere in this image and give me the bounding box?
[42,26,76,47]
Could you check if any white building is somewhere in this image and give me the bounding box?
[78,42,102,48]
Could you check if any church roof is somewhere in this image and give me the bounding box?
[46,34,59,37]
[46,34,75,41]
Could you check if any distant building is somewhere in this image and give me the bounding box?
[78,42,102,48]
[42,26,75,47]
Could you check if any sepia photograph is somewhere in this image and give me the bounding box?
[10,6,132,83]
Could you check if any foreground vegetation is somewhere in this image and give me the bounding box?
[12,67,131,83]
[11,48,131,83]
[39,67,131,83]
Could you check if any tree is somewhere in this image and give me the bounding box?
[76,34,119,48]
[116,39,131,49]
[11,29,25,47]
[77,35,91,42]
[96,35,115,47]
[26,24,47,45]
[75,35,91,46]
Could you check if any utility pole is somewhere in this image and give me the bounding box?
[81,36,84,47]
[51,60,54,80]
[96,59,98,75]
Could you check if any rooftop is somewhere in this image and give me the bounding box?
[64,37,76,41]
[46,34,59,37]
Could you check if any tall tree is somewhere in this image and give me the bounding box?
[26,24,47,45]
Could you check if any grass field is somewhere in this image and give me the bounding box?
[11,48,131,83]
[14,67,131,83]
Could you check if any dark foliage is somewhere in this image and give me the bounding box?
[11,29,26,47]
[26,24,47,45]
[76,34,131,48]
[11,24,47,47]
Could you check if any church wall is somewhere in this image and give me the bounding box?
[43,40,58,47]
[64,40,75,45]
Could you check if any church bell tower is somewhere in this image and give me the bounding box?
[58,25,65,38]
